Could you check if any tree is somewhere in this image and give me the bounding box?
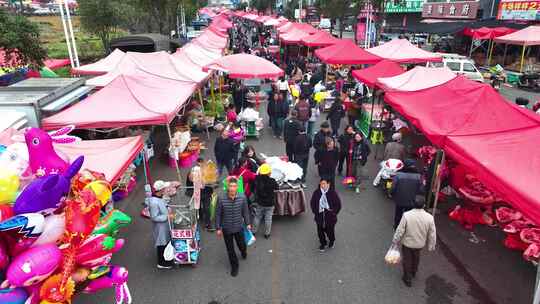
[316,0,361,38]
[252,0,274,13]
[78,0,126,51]
[0,9,47,70]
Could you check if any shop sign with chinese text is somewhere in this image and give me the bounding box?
[385,0,426,13]
[422,1,479,19]
[497,0,540,20]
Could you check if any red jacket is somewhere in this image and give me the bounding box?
[231,166,256,197]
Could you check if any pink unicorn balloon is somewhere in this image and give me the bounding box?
[24,126,80,177]
[84,266,132,304]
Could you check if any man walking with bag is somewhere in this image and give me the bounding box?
[392,196,436,287]
[216,178,252,277]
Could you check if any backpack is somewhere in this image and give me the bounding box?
[296,101,310,121]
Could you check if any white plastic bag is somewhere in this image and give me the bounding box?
[384,243,401,265]
[163,241,175,262]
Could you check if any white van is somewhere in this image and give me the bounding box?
[319,18,331,30]
[429,53,484,83]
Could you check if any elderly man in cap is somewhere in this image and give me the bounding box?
[373,132,407,187]
[390,159,424,230]
[253,164,279,239]
[146,180,173,269]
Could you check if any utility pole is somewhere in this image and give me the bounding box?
[299,0,302,22]
[58,1,74,68]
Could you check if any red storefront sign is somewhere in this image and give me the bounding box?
[422,1,480,19]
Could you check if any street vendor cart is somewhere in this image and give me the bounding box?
[168,195,201,266]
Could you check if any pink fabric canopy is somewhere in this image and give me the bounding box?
[384,76,540,224]
[278,22,295,33]
[463,27,517,40]
[57,136,144,184]
[314,40,382,65]
[44,59,70,70]
[42,72,196,129]
[494,26,540,46]
[376,66,456,91]
[301,31,340,47]
[280,27,314,44]
[351,60,404,88]
[203,54,284,79]
[71,49,125,75]
[366,39,442,64]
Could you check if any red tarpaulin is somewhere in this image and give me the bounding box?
[280,27,314,44]
[383,76,540,224]
[43,59,70,70]
[203,53,284,79]
[377,66,456,92]
[71,49,126,75]
[494,25,540,46]
[314,40,382,65]
[463,27,517,40]
[42,72,197,130]
[301,31,340,47]
[366,39,442,63]
[351,60,404,88]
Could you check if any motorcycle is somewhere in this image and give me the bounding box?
[518,72,540,92]
[487,65,505,91]
[373,159,404,198]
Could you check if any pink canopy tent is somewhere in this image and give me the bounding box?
[207,25,230,38]
[278,22,295,33]
[172,51,212,79]
[494,25,540,46]
[301,31,340,47]
[255,15,271,23]
[463,27,517,40]
[376,66,456,91]
[71,49,125,75]
[211,15,233,29]
[383,76,540,224]
[42,72,197,130]
[351,60,404,88]
[87,51,207,87]
[366,39,442,64]
[0,129,143,184]
[180,43,222,66]
[57,136,144,184]
[280,27,314,44]
[264,18,281,27]
[314,39,382,65]
[203,54,284,79]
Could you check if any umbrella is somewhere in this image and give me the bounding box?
[203,54,284,79]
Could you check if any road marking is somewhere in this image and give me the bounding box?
[271,233,281,304]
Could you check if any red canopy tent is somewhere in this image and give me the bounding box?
[314,39,382,65]
[301,31,340,48]
[463,27,517,40]
[383,76,540,223]
[376,66,456,92]
[42,72,196,130]
[203,53,284,79]
[366,39,442,64]
[43,59,71,70]
[351,60,404,88]
[280,27,314,44]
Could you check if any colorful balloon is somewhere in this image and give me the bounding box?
[13,156,83,215]
[84,180,112,206]
[0,239,9,270]
[0,143,29,177]
[83,266,129,293]
[32,214,65,247]
[93,210,132,237]
[76,234,125,267]
[39,273,75,304]
[0,287,28,304]
[0,170,19,204]
[0,213,44,238]
[2,244,61,288]
[0,204,14,222]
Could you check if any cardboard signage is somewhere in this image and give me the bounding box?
[422,1,479,19]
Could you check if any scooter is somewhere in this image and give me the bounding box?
[518,72,540,92]
[373,159,404,198]
[490,74,504,91]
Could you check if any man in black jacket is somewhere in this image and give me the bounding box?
[253,164,279,239]
[214,130,235,177]
[216,178,252,277]
[337,125,356,176]
[313,121,332,154]
[293,126,312,185]
[391,159,424,229]
[283,110,302,162]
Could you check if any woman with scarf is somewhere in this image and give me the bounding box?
[310,178,342,252]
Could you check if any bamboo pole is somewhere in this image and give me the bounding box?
[520,45,527,73]
[166,123,183,183]
[431,151,445,217]
[487,41,495,66]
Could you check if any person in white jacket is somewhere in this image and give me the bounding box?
[392,196,436,287]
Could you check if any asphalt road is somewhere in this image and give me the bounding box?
[76,108,486,304]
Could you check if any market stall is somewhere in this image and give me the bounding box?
[71,49,126,76]
[366,38,442,64]
[493,26,540,72]
[300,30,341,48]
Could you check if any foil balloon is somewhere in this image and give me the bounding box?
[0,213,45,254]
[2,244,61,288]
[84,180,112,206]
[32,214,65,247]
[39,273,75,304]
[0,204,14,222]
[24,126,79,177]
[93,210,132,237]
[83,266,132,304]
[0,170,19,204]
[0,287,28,304]
[13,156,84,215]
[76,234,125,267]
[0,239,9,270]
[0,143,29,177]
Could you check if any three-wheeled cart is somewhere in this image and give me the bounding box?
[168,195,201,266]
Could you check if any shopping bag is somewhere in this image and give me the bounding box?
[243,226,256,246]
[163,242,175,262]
[384,243,401,265]
[209,193,218,221]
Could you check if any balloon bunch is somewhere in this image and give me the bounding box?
[0,127,132,304]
